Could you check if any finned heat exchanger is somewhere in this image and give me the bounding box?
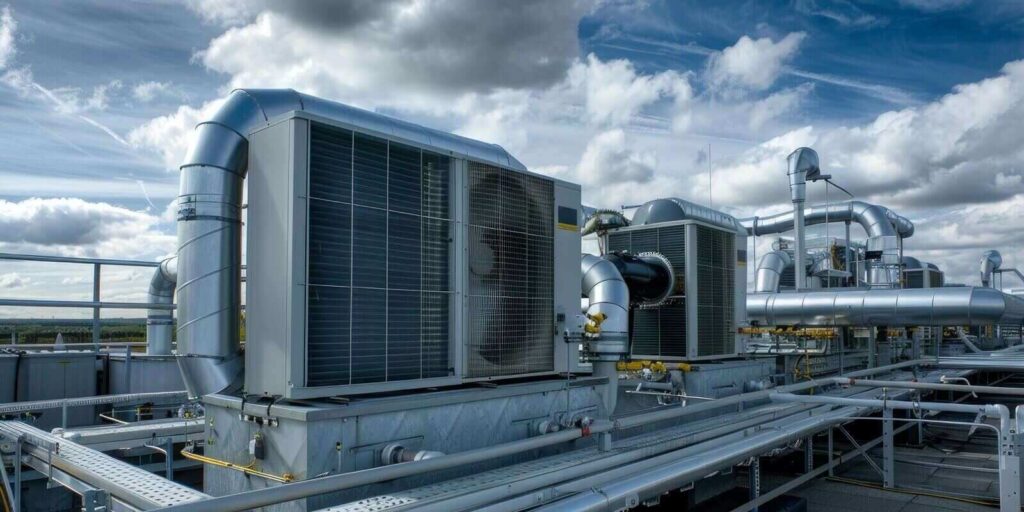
[241,95,581,398]
[603,198,748,360]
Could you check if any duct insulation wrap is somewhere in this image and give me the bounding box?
[146,256,177,355]
[581,253,630,360]
[747,286,1024,327]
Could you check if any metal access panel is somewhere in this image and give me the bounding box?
[605,221,742,361]
[246,114,580,399]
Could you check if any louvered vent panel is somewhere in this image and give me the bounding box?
[904,270,924,289]
[696,225,735,357]
[609,224,688,359]
[467,163,554,377]
[306,123,452,387]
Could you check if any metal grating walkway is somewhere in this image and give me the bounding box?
[0,421,208,509]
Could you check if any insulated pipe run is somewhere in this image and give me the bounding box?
[747,286,1024,327]
[146,256,176,355]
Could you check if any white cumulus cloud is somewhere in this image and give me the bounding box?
[0,5,15,70]
[708,32,806,91]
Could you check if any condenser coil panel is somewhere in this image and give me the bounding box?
[604,220,741,361]
[245,113,580,399]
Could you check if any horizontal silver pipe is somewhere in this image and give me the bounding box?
[769,392,1010,434]
[534,403,874,512]
[0,391,188,415]
[836,377,1024,397]
[747,286,1024,327]
[166,360,928,512]
[160,421,613,512]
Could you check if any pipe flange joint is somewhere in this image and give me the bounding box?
[636,251,676,308]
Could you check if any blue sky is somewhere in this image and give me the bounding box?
[1,0,1023,313]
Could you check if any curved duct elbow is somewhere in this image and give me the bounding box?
[581,253,630,359]
[176,89,304,398]
[754,250,793,293]
[146,256,177,355]
[981,250,1003,288]
[742,200,904,286]
[747,287,1024,327]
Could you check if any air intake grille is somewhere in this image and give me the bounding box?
[904,270,924,289]
[466,162,553,377]
[607,225,687,359]
[306,123,451,387]
[696,225,734,357]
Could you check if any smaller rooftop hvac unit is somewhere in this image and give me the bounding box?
[244,106,581,399]
[603,198,747,361]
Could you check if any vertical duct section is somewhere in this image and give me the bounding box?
[176,89,303,398]
[786,148,816,290]
[981,250,1002,288]
[581,253,630,417]
[580,254,630,359]
[146,256,177,355]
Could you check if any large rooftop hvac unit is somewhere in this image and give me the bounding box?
[245,110,580,399]
[604,199,747,360]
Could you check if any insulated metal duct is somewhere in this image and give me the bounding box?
[601,252,674,305]
[754,250,792,293]
[747,287,1024,327]
[146,256,176,355]
[580,253,630,360]
[786,148,817,289]
[742,200,905,286]
[981,250,1003,287]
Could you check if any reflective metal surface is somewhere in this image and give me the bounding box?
[982,249,1003,287]
[747,286,1024,326]
[146,256,176,355]
[581,253,629,358]
[754,250,792,293]
[629,197,745,234]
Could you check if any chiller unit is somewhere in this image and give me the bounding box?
[244,110,581,399]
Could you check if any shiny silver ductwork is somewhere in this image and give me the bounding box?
[580,254,630,359]
[580,253,631,416]
[754,250,792,293]
[747,286,1024,327]
[175,90,308,398]
[786,148,817,289]
[742,200,907,286]
[981,250,1003,287]
[146,256,177,355]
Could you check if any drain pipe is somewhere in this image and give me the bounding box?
[146,256,176,355]
[787,148,817,290]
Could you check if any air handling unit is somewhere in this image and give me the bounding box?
[603,198,748,360]
[242,93,581,399]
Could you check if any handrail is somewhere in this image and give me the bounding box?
[0,252,175,347]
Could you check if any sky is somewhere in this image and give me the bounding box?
[0,0,1023,318]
